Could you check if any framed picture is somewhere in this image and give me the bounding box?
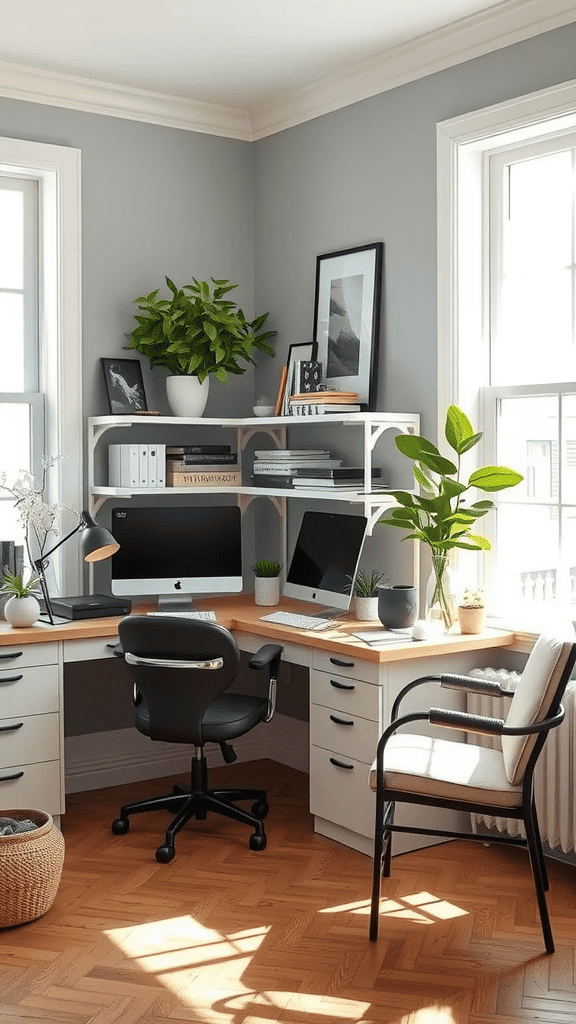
[282,341,318,415]
[312,242,383,410]
[101,358,148,415]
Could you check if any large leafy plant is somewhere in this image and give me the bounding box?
[125,277,276,383]
[381,405,523,627]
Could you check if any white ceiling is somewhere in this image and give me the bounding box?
[0,0,574,139]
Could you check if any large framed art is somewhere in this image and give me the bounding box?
[312,242,383,410]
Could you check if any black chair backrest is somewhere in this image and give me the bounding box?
[118,615,242,745]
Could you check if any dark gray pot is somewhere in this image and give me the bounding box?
[377,585,418,629]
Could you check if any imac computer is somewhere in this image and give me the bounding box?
[110,505,242,611]
[283,510,368,617]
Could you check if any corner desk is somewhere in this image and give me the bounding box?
[0,596,516,856]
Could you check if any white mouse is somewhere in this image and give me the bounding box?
[411,620,431,640]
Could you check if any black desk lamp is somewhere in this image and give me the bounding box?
[35,511,120,625]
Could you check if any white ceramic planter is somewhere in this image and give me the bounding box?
[354,595,379,621]
[254,576,280,606]
[166,375,209,418]
[4,595,40,628]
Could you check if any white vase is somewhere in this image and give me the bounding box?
[254,576,280,606]
[354,595,379,621]
[4,595,40,627]
[166,375,209,418]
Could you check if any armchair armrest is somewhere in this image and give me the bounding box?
[429,707,505,735]
[440,673,515,698]
[249,643,283,723]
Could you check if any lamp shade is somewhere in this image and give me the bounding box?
[81,512,120,562]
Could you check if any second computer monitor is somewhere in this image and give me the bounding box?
[283,510,368,613]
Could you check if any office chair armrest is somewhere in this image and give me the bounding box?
[429,707,505,735]
[124,651,224,671]
[390,675,441,723]
[249,644,283,724]
[500,704,565,735]
[440,673,515,698]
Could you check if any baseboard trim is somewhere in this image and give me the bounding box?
[65,713,309,794]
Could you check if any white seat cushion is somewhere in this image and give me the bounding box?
[369,733,523,809]
[502,631,575,786]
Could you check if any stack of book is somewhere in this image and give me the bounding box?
[0,540,25,615]
[288,390,361,415]
[108,444,166,487]
[166,445,241,487]
[292,466,386,490]
[252,449,344,488]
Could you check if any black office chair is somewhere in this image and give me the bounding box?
[111,615,282,863]
[368,629,576,952]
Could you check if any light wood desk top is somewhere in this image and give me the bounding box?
[0,594,516,663]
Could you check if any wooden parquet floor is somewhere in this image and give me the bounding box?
[1,759,575,1024]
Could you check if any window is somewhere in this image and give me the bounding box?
[0,137,82,597]
[438,81,576,628]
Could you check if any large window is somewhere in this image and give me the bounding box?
[438,81,576,628]
[0,138,82,597]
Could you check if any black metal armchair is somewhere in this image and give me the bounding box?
[111,615,282,863]
[368,630,576,952]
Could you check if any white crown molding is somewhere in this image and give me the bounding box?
[0,1,574,141]
[0,60,252,140]
[250,0,576,140]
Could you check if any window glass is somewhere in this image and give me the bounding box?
[0,188,24,289]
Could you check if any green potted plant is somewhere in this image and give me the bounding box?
[380,405,523,631]
[252,558,283,607]
[349,567,388,621]
[0,569,42,627]
[125,276,276,417]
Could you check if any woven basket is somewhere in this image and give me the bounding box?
[0,809,65,928]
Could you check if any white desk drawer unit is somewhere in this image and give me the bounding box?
[0,641,64,822]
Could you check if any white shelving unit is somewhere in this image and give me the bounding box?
[87,411,420,537]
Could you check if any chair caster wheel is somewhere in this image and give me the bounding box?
[156,844,175,863]
[111,817,129,835]
[249,832,267,851]
[251,801,269,820]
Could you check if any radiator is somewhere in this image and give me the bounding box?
[466,668,576,855]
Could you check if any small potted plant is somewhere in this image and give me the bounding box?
[0,569,42,627]
[350,567,388,621]
[252,558,283,606]
[125,277,276,417]
[457,587,486,634]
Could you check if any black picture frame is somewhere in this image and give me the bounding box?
[101,358,148,415]
[312,242,383,410]
[283,341,318,415]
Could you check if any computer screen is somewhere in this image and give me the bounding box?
[110,505,242,610]
[283,510,368,613]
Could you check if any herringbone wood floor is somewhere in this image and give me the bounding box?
[1,759,575,1023]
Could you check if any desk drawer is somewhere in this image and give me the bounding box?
[64,636,120,663]
[310,744,375,839]
[310,669,381,721]
[0,713,60,769]
[311,649,380,684]
[0,643,57,670]
[310,703,378,764]
[0,758,62,817]
[0,664,59,718]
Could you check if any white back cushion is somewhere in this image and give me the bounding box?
[502,630,575,785]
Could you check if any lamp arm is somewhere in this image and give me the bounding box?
[33,515,85,572]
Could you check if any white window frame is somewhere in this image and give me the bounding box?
[437,79,576,633]
[0,137,82,597]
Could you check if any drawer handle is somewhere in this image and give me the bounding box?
[330,714,354,726]
[330,679,355,690]
[329,757,354,770]
[0,770,24,782]
[0,674,24,685]
[0,651,24,660]
[0,722,24,733]
[330,657,355,668]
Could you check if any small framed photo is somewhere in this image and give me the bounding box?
[313,242,383,410]
[101,358,148,415]
[283,341,318,415]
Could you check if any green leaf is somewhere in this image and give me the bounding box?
[468,466,524,491]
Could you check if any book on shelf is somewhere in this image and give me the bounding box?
[254,449,329,459]
[290,390,358,403]
[109,443,166,487]
[251,474,296,488]
[253,459,342,473]
[292,480,388,490]
[166,445,231,455]
[293,359,323,395]
[168,459,238,474]
[167,469,242,487]
[294,466,383,481]
[166,451,238,465]
[289,403,361,415]
[273,365,288,416]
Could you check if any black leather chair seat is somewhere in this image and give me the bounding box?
[136,692,269,744]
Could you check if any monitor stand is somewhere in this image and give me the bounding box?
[310,607,342,621]
[157,594,200,613]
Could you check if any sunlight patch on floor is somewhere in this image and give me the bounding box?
[320,891,468,924]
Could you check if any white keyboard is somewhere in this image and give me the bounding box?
[260,610,339,631]
[146,610,217,621]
